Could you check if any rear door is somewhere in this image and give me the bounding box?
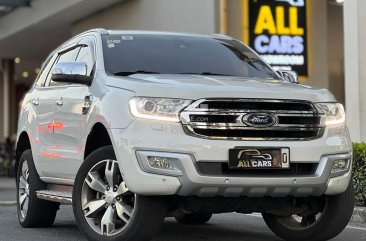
[52,37,96,179]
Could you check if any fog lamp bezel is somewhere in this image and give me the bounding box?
[330,158,350,177]
[136,151,186,177]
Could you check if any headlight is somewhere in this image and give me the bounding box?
[315,103,346,126]
[129,97,191,122]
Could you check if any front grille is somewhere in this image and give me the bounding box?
[198,101,313,111]
[197,162,318,177]
[191,128,321,139]
[180,99,325,141]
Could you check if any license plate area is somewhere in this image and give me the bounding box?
[229,147,290,169]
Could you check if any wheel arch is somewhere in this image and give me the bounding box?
[15,131,32,174]
[84,122,113,160]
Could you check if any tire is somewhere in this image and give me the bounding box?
[16,149,60,228]
[262,182,355,241]
[73,145,166,241]
[175,212,212,224]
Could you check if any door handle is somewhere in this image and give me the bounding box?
[82,95,93,115]
[55,99,63,106]
[32,99,40,106]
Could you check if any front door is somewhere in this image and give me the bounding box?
[52,38,96,179]
[39,44,82,179]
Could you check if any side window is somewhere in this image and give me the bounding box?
[58,47,80,63]
[35,54,57,87]
[48,47,80,87]
[76,45,94,76]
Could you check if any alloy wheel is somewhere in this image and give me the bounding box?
[18,160,30,220]
[81,159,135,236]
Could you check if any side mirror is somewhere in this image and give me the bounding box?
[51,61,92,86]
[276,70,299,84]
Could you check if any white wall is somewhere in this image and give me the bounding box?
[344,0,366,141]
[72,0,217,35]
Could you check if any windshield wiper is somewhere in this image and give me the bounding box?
[113,70,161,76]
[178,72,235,76]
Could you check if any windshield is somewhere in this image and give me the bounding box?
[102,34,278,79]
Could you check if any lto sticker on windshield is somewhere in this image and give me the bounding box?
[107,39,121,48]
[122,36,134,40]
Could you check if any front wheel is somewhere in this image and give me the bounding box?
[262,182,355,241]
[73,146,166,241]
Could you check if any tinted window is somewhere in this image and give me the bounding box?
[76,46,94,76]
[102,34,278,79]
[48,47,80,87]
[58,47,80,63]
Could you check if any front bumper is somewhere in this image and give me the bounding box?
[109,120,352,197]
[135,151,351,197]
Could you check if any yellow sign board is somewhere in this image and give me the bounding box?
[243,0,309,76]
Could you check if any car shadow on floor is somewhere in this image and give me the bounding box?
[49,215,279,241]
[49,212,279,241]
[48,219,278,241]
[153,217,280,241]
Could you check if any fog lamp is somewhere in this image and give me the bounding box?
[331,159,350,174]
[136,151,185,177]
[147,156,175,170]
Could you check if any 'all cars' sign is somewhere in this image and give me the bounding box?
[245,0,308,76]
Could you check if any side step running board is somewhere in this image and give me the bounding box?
[36,190,72,205]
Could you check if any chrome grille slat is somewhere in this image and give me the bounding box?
[186,125,323,130]
[185,109,317,114]
[180,99,325,141]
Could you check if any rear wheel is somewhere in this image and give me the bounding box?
[262,182,355,241]
[175,212,212,225]
[16,149,59,228]
[73,145,166,241]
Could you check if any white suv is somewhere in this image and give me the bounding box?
[16,29,354,241]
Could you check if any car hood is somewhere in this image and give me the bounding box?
[106,74,336,102]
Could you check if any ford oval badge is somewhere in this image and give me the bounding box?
[242,113,277,127]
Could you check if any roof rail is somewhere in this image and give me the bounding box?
[83,28,109,35]
[70,28,109,40]
[210,33,234,40]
